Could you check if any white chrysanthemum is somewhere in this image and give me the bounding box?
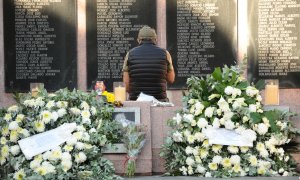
[230,155,241,165]
[283,171,289,176]
[227,146,239,154]
[49,148,62,161]
[70,107,81,115]
[1,145,9,158]
[240,146,249,153]
[260,149,269,158]
[211,118,220,128]
[173,131,183,142]
[257,166,266,175]
[51,112,59,122]
[46,101,56,109]
[30,160,41,169]
[62,160,72,172]
[0,137,7,145]
[187,135,195,144]
[57,108,67,117]
[205,172,212,177]
[232,98,245,109]
[183,129,191,137]
[4,113,12,121]
[225,86,234,95]
[256,123,268,135]
[224,120,235,130]
[10,130,19,142]
[34,121,45,132]
[173,113,182,125]
[223,111,234,121]
[179,166,187,175]
[212,155,222,164]
[62,152,72,161]
[186,157,195,166]
[249,155,258,166]
[235,126,246,134]
[82,132,90,141]
[194,132,205,142]
[40,111,52,124]
[187,165,194,175]
[256,95,262,102]
[197,118,208,128]
[57,101,68,108]
[249,104,257,112]
[232,88,242,98]
[188,99,196,104]
[76,142,85,150]
[204,107,215,118]
[90,106,97,115]
[185,146,194,155]
[192,147,199,156]
[195,102,205,112]
[212,145,222,153]
[89,128,97,133]
[217,97,230,112]
[183,114,194,123]
[16,114,25,123]
[42,161,56,174]
[9,121,19,130]
[10,145,20,156]
[195,156,201,163]
[200,148,208,159]
[208,162,218,171]
[20,129,30,137]
[35,98,45,107]
[80,101,90,110]
[256,142,265,152]
[73,131,83,140]
[43,151,51,160]
[81,110,91,120]
[63,145,74,152]
[75,152,87,163]
[246,86,259,97]
[8,105,19,113]
[13,168,26,180]
[196,165,206,174]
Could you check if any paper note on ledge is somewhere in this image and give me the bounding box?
[18,123,77,160]
[203,128,253,147]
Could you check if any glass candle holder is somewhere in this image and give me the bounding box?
[114,82,126,102]
[264,79,279,105]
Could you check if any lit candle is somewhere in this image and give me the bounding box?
[114,86,126,102]
[265,83,279,105]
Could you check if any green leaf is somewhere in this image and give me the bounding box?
[229,71,237,85]
[264,110,280,133]
[212,67,222,81]
[215,84,225,93]
[255,79,265,90]
[236,81,249,89]
[250,112,261,124]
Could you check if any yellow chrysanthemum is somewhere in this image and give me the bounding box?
[17,127,23,133]
[0,155,6,165]
[209,162,218,170]
[199,148,208,159]
[16,114,25,123]
[233,164,241,173]
[41,111,52,124]
[13,169,26,180]
[34,121,45,132]
[1,145,9,158]
[81,110,91,119]
[212,144,222,153]
[0,137,7,145]
[51,150,62,159]
[257,167,266,175]
[36,166,47,175]
[34,155,43,163]
[63,145,74,152]
[73,132,83,140]
[240,146,249,153]
[222,158,232,168]
[249,155,258,166]
[202,140,210,148]
[10,130,19,142]
[256,142,265,152]
[4,113,12,121]
[2,126,10,136]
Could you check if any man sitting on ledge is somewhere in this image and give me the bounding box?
[122,26,175,102]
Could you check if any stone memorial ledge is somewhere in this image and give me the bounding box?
[103,101,180,175]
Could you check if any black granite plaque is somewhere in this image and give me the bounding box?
[248,0,300,88]
[167,0,237,89]
[4,0,77,93]
[86,0,156,91]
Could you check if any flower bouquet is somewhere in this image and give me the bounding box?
[0,88,122,180]
[123,124,146,177]
[161,65,300,177]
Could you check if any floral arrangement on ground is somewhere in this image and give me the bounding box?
[161,66,300,178]
[0,88,123,180]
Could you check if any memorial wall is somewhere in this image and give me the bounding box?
[166,0,237,89]
[86,0,156,91]
[3,0,77,92]
[248,0,300,88]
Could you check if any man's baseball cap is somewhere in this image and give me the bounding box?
[138,26,157,39]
